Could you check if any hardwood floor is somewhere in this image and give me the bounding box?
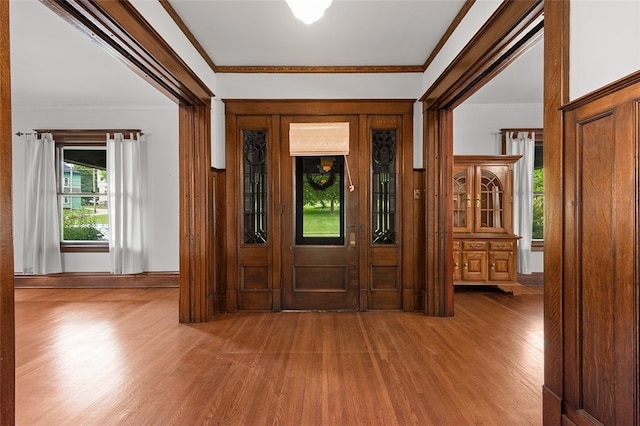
[15,286,543,425]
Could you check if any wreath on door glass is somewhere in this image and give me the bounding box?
[306,169,336,191]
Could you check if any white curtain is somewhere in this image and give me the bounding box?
[23,133,62,274]
[107,133,144,274]
[506,131,535,274]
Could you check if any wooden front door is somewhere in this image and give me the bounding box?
[280,116,360,310]
[225,100,414,313]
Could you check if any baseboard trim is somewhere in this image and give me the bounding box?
[14,271,179,288]
[518,272,544,286]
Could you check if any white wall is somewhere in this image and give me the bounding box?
[12,105,179,273]
[453,102,544,273]
[570,0,640,100]
[453,103,542,154]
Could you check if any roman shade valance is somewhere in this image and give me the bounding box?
[289,122,349,156]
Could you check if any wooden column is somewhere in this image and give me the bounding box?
[423,108,454,316]
[179,104,215,322]
[542,0,569,423]
[0,1,15,423]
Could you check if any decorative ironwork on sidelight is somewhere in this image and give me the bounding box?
[372,130,397,244]
[243,130,268,244]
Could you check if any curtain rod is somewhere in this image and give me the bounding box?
[499,128,543,134]
[16,129,144,137]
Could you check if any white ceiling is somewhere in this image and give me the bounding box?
[9,0,542,107]
[9,0,171,107]
[169,0,466,66]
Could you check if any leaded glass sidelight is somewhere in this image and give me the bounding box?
[243,130,268,244]
[372,130,397,244]
[479,170,503,229]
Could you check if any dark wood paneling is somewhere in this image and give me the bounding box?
[562,77,640,425]
[212,169,227,313]
[0,1,15,423]
[413,169,426,310]
[578,115,615,423]
[14,272,178,288]
[224,100,414,116]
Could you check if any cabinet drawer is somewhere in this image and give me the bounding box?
[463,241,487,251]
[489,241,514,251]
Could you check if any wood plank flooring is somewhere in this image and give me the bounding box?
[15,286,543,425]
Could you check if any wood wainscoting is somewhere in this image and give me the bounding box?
[14,272,179,289]
[546,73,640,425]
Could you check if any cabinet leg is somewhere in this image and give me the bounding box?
[496,284,522,296]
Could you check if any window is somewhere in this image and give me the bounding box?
[57,146,108,247]
[43,128,140,252]
[532,141,543,246]
[502,129,543,250]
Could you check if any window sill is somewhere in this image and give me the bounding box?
[60,243,109,253]
[532,240,544,252]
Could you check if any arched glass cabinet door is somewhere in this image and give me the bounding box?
[477,169,505,232]
[453,167,472,233]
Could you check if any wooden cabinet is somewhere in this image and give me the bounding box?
[453,155,521,295]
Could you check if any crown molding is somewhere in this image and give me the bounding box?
[215,65,424,74]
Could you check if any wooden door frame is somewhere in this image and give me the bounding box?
[419,0,544,316]
[37,0,216,324]
[1,1,15,422]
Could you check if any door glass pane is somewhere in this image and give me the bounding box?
[372,130,397,244]
[295,156,344,245]
[243,130,268,244]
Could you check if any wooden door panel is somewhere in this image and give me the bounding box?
[293,246,348,292]
[488,251,513,281]
[462,251,487,281]
[281,115,360,310]
[294,267,348,291]
[562,83,639,425]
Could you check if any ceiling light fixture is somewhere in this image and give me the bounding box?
[285,0,333,25]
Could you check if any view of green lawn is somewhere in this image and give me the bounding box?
[303,204,340,237]
[64,208,108,224]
